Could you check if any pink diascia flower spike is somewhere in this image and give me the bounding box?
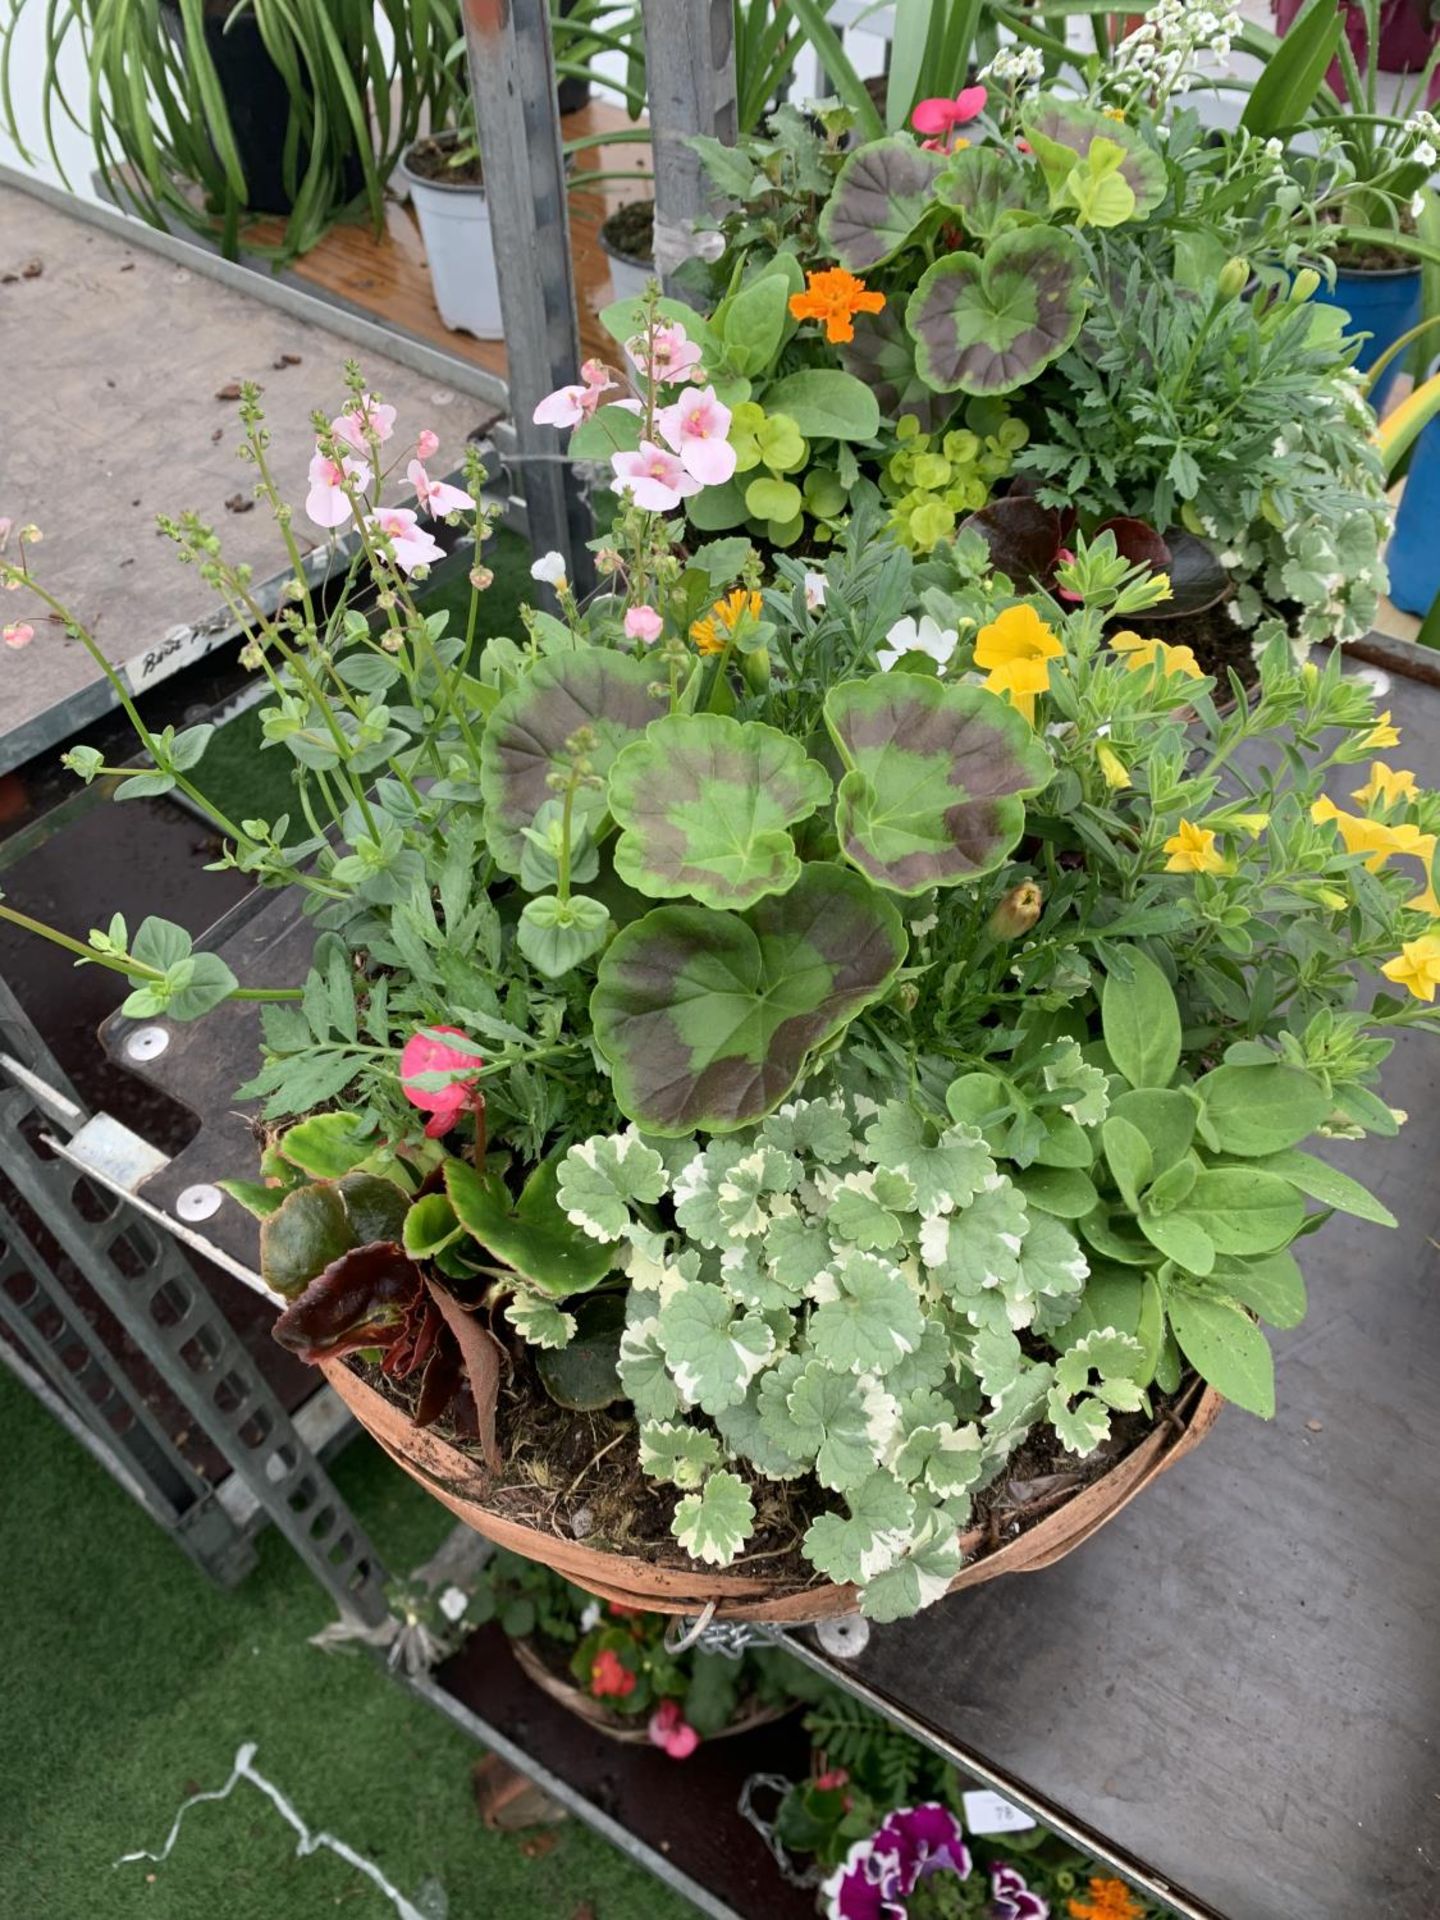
[655,385,737,487]
[332,392,397,452]
[416,429,441,460]
[305,449,372,530]
[533,358,617,429]
[627,320,705,386]
[611,441,702,513]
[365,506,445,575]
[912,85,987,136]
[400,1026,482,1138]
[407,460,476,518]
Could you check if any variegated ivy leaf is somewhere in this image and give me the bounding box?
[825,676,1051,896]
[557,1130,669,1244]
[714,1381,809,1480]
[590,862,907,1135]
[895,1385,956,1436]
[672,1468,756,1568]
[786,1362,901,1493]
[1047,1390,1113,1456]
[756,1349,812,1457]
[983,1361,1055,1469]
[893,1420,984,1500]
[716,1146,799,1237]
[504,1292,576,1350]
[919,1176,1030,1326]
[618,1314,682,1422]
[804,1472,917,1586]
[906,226,1087,396]
[818,136,948,272]
[759,1096,856,1165]
[639,1419,723,1490]
[863,1102,995,1217]
[856,1508,964,1622]
[827,1168,917,1252]
[764,1210,836,1295]
[672,1141,750,1248]
[1013,1213,1090,1322]
[478,648,661,873]
[1041,1040,1110,1127]
[886,1320,954,1398]
[956,1325,1027,1398]
[608,712,831,911]
[721,1240,804,1313]
[1055,1328,1149,1407]
[657,1281,775,1414]
[809,1250,925,1374]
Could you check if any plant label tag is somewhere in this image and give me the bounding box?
[962,1790,1036,1835]
[123,625,215,693]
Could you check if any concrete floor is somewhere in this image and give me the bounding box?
[0,183,498,771]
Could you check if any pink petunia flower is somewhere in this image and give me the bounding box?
[624,604,663,643]
[626,321,705,386]
[407,459,476,518]
[332,393,397,452]
[305,449,372,530]
[365,506,445,575]
[400,1026,482,1138]
[611,441,702,513]
[655,385,737,487]
[647,1699,700,1760]
[912,86,987,136]
[416,429,441,460]
[3,622,35,649]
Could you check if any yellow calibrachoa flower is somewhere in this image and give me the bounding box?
[1312,798,1438,912]
[1163,818,1229,874]
[1096,742,1131,790]
[1361,709,1401,749]
[1351,761,1419,809]
[690,587,762,655]
[1381,931,1440,1002]
[974,605,1063,720]
[1229,811,1270,835]
[1110,630,1203,680]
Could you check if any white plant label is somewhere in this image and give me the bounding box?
[962,1789,1037,1835]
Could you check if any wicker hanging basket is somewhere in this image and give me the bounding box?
[507,1635,791,1744]
[321,1357,1221,1624]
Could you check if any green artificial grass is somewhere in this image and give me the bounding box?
[189,527,535,827]
[0,1362,692,1920]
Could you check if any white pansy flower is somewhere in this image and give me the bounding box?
[530,550,568,586]
[803,570,828,612]
[878,614,958,672]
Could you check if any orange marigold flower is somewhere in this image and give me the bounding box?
[1068,1875,1145,1920]
[691,587,762,654]
[788,268,886,344]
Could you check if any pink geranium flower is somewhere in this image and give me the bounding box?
[332,393,397,452]
[305,449,371,529]
[3,622,35,649]
[365,506,445,575]
[400,1026,482,1138]
[611,441,702,513]
[647,1699,700,1760]
[624,604,663,643]
[407,459,476,518]
[627,321,705,386]
[912,85,987,136]
[655,385,737,486]
[416,429,440,460]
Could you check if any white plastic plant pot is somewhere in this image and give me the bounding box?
[602,245,652,306]
[401,149,503,342]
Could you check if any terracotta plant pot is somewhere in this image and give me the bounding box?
[508,1635,791,1743]
[321,1358,1222,1623]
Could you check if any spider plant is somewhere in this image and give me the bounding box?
[1,0,463,259]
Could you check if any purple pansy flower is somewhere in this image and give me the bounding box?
[990,1861,1050,1919]
[825,1805,973,1920]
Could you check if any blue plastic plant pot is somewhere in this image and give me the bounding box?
[1387,413,1440,617]
[1314,264,1424,413]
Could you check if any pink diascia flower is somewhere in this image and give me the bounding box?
[332,393,397,452]
[627,321,705,386]
[533,358,617,429]
[3,622,35,649]
[655,385,737,486]
[400,1026,482,1137]
[611,441,702,513]
[365,507,445,575]
[647,1700,700,1760]
[912,86,987,136]
[416,429,441,460]
[305,449,372,530]
[407,460,476,518]
[624,604,663,643]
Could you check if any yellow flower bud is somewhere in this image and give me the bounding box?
[1096,743,1131,790]
[987,880,1043,941]
[1229,811,1270,835]
[1217,256,1249,300]
[1290,267,1321,303]
[1317,887,1349,911]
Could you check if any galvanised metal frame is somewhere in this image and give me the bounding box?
[0,977,388,1624]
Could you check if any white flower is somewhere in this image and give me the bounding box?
[1412,191,1428,221]
[579,1600,602,1632]
[689,227,726,264]
[803,570,827,612]
[878,613,958,672]
[438,1585,469,1623]
[1264,137,1283,159]
[1414,140,1437,170]
[530,550,568,586]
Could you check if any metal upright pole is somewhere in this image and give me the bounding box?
[641,0,737,298]
[462,0,593,587]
